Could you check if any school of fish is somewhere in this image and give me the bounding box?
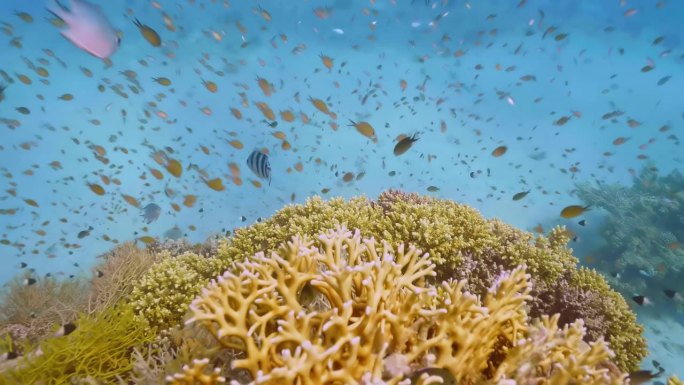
[0,0,683,339]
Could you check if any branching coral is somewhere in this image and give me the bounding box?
[166,358,226,384]
[129,252,225,330]
[576,167,684,296]
[0,304,154,384]
[186,227,627,385]
[213,191,646,371]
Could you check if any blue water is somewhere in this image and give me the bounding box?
[1,0,683,378]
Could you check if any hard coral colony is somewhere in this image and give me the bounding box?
[0,191,662,384]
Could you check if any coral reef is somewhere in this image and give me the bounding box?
[129,252,224,330]
[213,192,646,371]
[0,275,90,344]
[0,190,650,383]
[0,304,154,384]
[186,227,627,384]
[89,242,160,314]
[166,358,225,384]
[147,237,223,258]
[576,166,684,297]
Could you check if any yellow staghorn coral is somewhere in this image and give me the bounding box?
[493,315,622,385]
[186,227,627,385]
[212,193,646,372]
[166,358,226,384]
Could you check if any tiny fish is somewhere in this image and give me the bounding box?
[631,295,651,306]
[133,18,161,47]
[628,366,664,385]
[491,145,507,157]
[54,322,77,337]
[394,133,420,156]
[512,190,530,201]
[657,75,671,86]
[77,226,93,239]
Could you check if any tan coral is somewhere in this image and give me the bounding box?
[186,227,627,385]
[166,358,226,384]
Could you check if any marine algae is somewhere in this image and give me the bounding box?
[0,304,154,384]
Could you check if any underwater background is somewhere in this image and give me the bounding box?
[1,0,683,382]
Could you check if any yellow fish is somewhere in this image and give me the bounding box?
[560,205,590,219]
[133,18,161,47]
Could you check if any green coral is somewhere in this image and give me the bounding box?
[214,196,381,269]
[0,304,153,384]
[129,252,224,330]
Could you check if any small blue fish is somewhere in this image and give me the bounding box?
[141,203,161,224]
[246,150,272,185]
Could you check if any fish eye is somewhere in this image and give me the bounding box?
[117,36,122,45]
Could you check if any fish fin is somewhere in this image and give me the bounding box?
[46,0,72,24]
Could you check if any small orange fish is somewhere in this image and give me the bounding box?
[309,97,331,115]
[349,120,376,141]
[320,54,334,69]
[257,76,272,97]
[491,145,508,157]
[230,107,243,120]
[257,6,272,21]
[87,183,106,196]
[149,168,164,180]
[228,162,241,177]
[255,102,276,120]
[165,158,182,177]
[121,194,140,207]
[613,137,630,146]
[204,177,225,191]
[560,205,590,219]
[202,79,218,93]
[183,195,197,207]
[133,18,162,47]
[280,110,295,122]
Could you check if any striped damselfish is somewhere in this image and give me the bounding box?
[246,149,272,185]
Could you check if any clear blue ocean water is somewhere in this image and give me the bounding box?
[0,0,683,380]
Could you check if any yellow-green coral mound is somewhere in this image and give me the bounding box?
[185,227,627,385]
[210,191,645,371]
[129,251,224,330]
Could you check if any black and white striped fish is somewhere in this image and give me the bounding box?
[246,150,272,185]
